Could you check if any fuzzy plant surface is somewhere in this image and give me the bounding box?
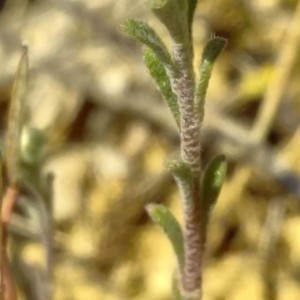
[122,1,227,299]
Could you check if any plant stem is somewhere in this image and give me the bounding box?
[172,36,202,298]
[181,183,202,299]
[172,42,200,174]
[259,197,284,300]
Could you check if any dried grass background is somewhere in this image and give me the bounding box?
[1,0,300,299]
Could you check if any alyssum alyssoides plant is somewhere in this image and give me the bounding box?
[123,1,227,300]
[1,46,52,300]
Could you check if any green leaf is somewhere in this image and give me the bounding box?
[150,0,187,43]
[143,47,180,126]
[201,155,227,234]
[151,0,187,11]
[187,0,198,34]
[166,159,193,182]
[21,126,47,165]
[5,45,28,186]
[195,37,227,121]
[172,271,183,300]
[122,19,173,67]
[202,36,227,62]
[146,203,184,269]
[166,160,194,205]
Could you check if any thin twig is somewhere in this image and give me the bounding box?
[251,1,300,142]
[0,157,3,300]
[1,45,28,300]
[1,187,19,300]
[214,4,300,299]
[214,0,300,228]
[259,197,285,300]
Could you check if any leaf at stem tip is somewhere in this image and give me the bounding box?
[150,0,187,43]
[143,47,180,126]
[122,19,173,67]
[146,203,184,269]
[202,36,227,63]
[195,37,227,122]
[150,0,186,11]
[150,0,166,8]
[5,45,28,186]
[187,0,198,32]
[201,155,227,231]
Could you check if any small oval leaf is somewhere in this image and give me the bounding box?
[122,19,173,67]
[143,47,180,126]
[150,0,187,43]
[21,126,47,165]
[195,37,227,121]
[201,155,227,232]
[146,203,184,269]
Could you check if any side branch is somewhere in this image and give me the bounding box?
[1,187,19,300]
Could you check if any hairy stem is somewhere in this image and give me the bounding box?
[172,43,200,174]
[172,38,202,297]
[181,182,202,298]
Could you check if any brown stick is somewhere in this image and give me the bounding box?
[1,187,19,300]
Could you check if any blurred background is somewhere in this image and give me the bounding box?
[1,0,300,299]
